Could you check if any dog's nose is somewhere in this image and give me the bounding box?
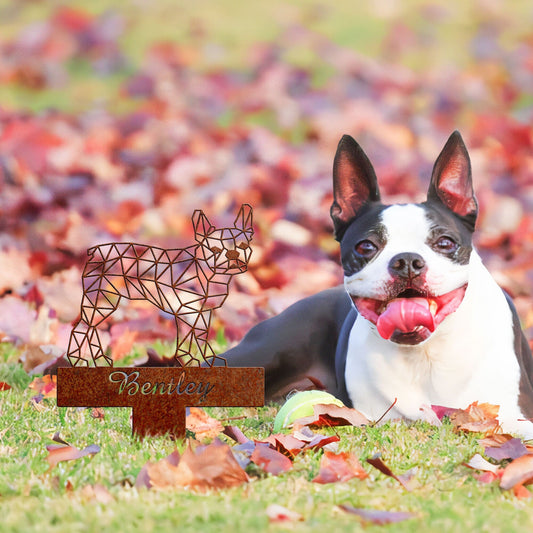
[226,250,240,260]
[388,253,426,279]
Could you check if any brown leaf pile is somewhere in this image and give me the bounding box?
[136,440,249,492]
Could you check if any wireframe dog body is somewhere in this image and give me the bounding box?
[67,204,253,367]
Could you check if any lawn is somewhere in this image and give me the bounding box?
[2,341,533,533]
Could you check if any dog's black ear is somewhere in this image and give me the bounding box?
[427,131,478,227]
[330,135,380,241]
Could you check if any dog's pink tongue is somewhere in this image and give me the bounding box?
[376,298,435,340]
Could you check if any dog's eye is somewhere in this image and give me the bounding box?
[355,240,377,257]
[435,236,458,253]
[210,246,222,254]
[237,242,249,250]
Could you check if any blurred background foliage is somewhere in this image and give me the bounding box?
[1,0,533,113]
[2,0,533,362]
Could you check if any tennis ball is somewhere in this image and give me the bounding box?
[273,390,344,432]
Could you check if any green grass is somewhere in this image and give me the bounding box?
[2,341,533,532]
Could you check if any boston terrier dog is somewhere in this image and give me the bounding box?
[223,131,533,437]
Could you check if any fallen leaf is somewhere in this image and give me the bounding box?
[28,375,57,399]
[292,427,340,451]
[514,484,532,499]
[500,454,533,490]
[137,440,249,492]
[485,438,528,461]
[80,483,114,504]
[51,431,70,445]
[338,505,416,525]
[366,454,413,491]
[251,443,292,475]
[419,404,442,425]
[258,434,306,458]
[91,407,105,420]
[266,504,304,523]
[474,471,502,484]
[135,450,180,490]
[293,404,369,429]
[478,434,515,448]
[0,382,11,391]
[312,451,368,484]
[432,402,502,434]
[20,344,59,373]
[186,408,223,442]
[46,443,100,470]
[464,453,501,474]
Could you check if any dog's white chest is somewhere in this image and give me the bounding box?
[344,253,533,437]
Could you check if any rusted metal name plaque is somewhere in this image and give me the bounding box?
[57,367,264,439]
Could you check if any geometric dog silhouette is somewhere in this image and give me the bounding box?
[66,204,253,368]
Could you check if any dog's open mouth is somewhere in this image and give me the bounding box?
[351,285,468,345]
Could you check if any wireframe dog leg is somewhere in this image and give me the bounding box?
[66,273,122,366]
[174,309,224,367]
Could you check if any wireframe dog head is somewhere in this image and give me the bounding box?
[193,204,253,273]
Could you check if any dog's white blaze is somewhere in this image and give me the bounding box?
[345,249,533,437]
[344,204,470,298]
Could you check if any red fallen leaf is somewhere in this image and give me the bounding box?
[366,454,413,491]
[312,451,368,484]
[431,404,462,420]
[474,471,502,484]
[266,504,303,523]
[485,438,528,461]
[500,454,533,490]
[28,375,57,399]
[0,120,63,175]
[338,505,416,525]
[514,484,532,499]
[185,408,223,442]
[46,443,100,471]
[433,402,501,434]
[137,440,248,492]
[52,6,93,33]
[91,408,105,420]
[293,404,369,429]
[258,434,306,458]
[251,443,292,475]
[0,382,11,391]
